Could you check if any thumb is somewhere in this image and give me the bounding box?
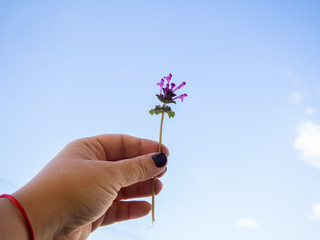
[114,152,168,187]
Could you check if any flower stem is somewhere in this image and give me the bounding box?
[152,104,165,224]
[158,106,165,152]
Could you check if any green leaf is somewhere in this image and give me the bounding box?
[167,110,176,118]
[150,105,176,118]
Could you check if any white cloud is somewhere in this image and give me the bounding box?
[289,91,303,104]
[305,107,316,116]
[311,202,320,220]
[236,218,259,229]
[294,121,320,169]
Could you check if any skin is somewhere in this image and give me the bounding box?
[0,134,168,240]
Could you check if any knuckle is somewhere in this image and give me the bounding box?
[135,158,149,180]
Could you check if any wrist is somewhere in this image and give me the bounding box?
[0,197,30,240]
[13,183,66,240]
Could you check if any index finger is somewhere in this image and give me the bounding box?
[93,134,169,161]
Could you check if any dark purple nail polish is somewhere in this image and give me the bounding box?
[152,153,167,168]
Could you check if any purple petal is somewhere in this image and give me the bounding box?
[156,78,164,87]
[157,78,165,94]
[173,93,188,102]
[163,84,170,98]
[164,73,172,84]
[173,81,186,92]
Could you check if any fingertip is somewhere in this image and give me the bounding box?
[157,167,167,178]
[154,179,163,195]
[152,153,167,168]
[161,144,170,157]
[141,201,152,212]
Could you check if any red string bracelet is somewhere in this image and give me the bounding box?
[0,194,35,240]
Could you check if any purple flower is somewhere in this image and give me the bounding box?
[162,73,172,98]
[156,78,165,95]
[151,73,187,118]
[173,93,188,102]
[164,73,172,83]
[156,73,187,104]
[173,82,186,93]
[163,84,170,98]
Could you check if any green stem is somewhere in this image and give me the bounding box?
[158,107,165,152]
[152,104,165,224]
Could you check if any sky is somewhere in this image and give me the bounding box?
[1,0,320,239]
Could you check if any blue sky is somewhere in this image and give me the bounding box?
[1,1,320,239]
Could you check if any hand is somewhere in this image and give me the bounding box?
[13,134,169,240]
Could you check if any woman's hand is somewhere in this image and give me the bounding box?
[13,134,168,240]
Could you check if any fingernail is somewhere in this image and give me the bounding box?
[152,153,167,168]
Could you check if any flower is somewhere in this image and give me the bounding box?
[149,73,187,223]
[173,93,188,102]
[156,73,187,104]
[173,82,186,93]
[156,78,164,94]
[164,73,172,82]
[150,73,187,118]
